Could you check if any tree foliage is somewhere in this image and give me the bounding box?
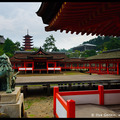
[67,50,81,58]
[83,35,120,51]
[42,35,59,52]
[81,49,97,58]
[0,38,21,57]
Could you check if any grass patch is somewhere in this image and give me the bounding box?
[24,96,53,110]
[29,114,34,117]
[24,99,33,110]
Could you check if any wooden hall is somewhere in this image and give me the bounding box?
[10,47,83,74]
[10,47,120,75]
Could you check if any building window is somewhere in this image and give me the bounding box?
[66,63,70,67]
[79,63,83,67]
[72,63,77,67]
[27,63,32,67]
[109,63,113,67]
[48,63,54,67]
[60,63,65,67]
[96,64,99,67]
[87,63,89,67]
[91,63,95,67]
[102,63,106,67]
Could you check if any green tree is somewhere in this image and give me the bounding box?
[98,46,107,54]
[81,50,97,58]
[67,50,81,58]
[0,44,4,56]
[59,48,68,52]
[52,46,59,52]
[42,35,58,52]
[14,41,21,50]
[31,47,39,51]
[103,37,120,50]
[3,38,19,57]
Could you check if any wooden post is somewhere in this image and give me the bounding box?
[107,63,109,74]
[47,84,50,96]
[89,83,92,89]
[108,82,111,88]
[53,86,59,117]
[117,63,119,75]
[89,63,91,75]
[67,100,75,118]
[68,83,72,90]
[99,63,101,74]
[98,85,104,105]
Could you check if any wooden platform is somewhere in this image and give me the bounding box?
[15,74,120,86]
[75,104,120,118]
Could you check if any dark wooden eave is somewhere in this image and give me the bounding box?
[36,2,63,24]
[37,2,120,36]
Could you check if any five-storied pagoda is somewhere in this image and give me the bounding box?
[23,30,33,50]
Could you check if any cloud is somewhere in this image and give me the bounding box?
[0,2,97,50]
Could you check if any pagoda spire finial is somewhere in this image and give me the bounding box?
[27,29,29,35]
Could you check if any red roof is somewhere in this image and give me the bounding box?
[37,2,120,36]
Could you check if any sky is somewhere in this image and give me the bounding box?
[0,2,97,50]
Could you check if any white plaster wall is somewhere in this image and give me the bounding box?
[19,68,25,70]
[48,68,54,70]
[104,93,120,105]
[56,98,67,118]
[62,94,99,105]
[26,68,32,70]
[55,68,61,70]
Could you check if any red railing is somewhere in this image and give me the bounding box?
[53,85,120,118]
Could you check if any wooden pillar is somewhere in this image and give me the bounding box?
[53,86,59,117]
[67,100,75,118]
[99,63,101,74]
[47,61,48,70]
[24,62,26,67]
[98,85,104,105]
[54,62,56,74]
[117,63,119,75]
[65,63,66,71]
[71,63,73,70]
[89,63,91,74]
[107,63,109,74]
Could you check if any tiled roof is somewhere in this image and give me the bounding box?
[86,49,120,60]
[0,35,5,44]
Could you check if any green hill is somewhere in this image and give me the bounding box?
[83,36,120,51]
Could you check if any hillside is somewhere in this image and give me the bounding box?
[83,36,120,51]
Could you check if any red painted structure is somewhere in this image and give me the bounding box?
[10,47,120,75]
[53,85,120,118]
[23,32,33,50]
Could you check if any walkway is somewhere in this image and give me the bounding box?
[16,74,120,86]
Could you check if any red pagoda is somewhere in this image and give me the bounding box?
[23,30,33,50]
